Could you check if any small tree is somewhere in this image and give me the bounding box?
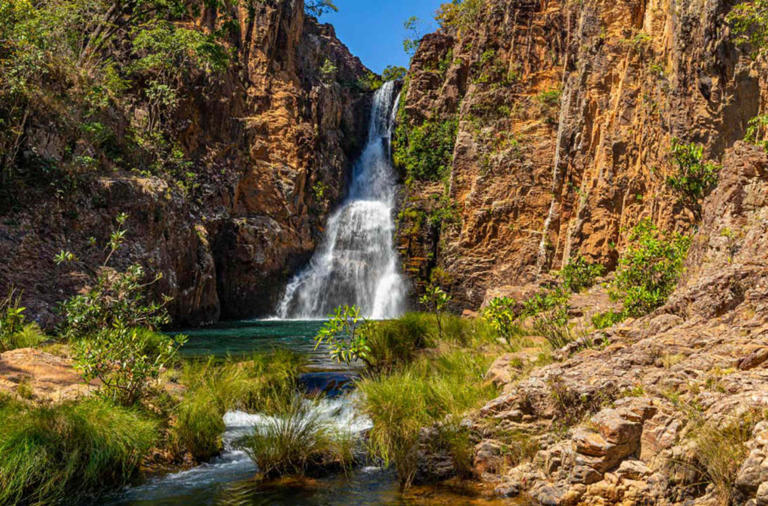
[482,296,520,345]
[56,213,185,405]
[382,65,407,82]
[667,139,720,203]
[403,16,423,57]
[610,219,691,317]
[419,285,451,339]
[559,256,605,293]
[305,0,338,17]
[314,305,372,367]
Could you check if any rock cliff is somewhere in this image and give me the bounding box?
[395,0,766,310]
[0,0,372,325]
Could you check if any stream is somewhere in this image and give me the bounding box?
[107,320,514,505]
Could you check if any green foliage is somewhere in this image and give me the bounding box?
[559,255,605,293]
[482,297,525,346]
[365,313,433,373]
[242,394,354,479]
[727,0,768,57]
[0,289,46,352]
[315,305,372,367]
[393,118,458,181]
[382,65,407,82]
[173,351,306,460]
[591,310,626,329]
[744,113,768,150]
[611,219,691,317]
[320,58,337,83]
[537,87,562,107]
[419,285,452,340]
[666,139,720,202]
[0,396,157,505]
[305,0,339,17]
[523,286,574,349]
[436,0,484,30]
[57,214,184,405]
[57,213,169,341]
[357,71,383,92]
[75,327,185,406]
[358,350,496,488]
[403,16,423,56]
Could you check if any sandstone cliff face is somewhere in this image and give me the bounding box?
[0,0,371,325]
[396,0,766,310]
[466,141,768,504]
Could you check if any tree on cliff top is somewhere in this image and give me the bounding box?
[306,0,338,17]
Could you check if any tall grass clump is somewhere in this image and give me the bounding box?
[242,395,354,479]
[173,350,305,460]
[0,289,47,352]
[0,396,157,505]
[358,350,497,488]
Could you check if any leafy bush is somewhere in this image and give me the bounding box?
[522,286,574,349]
[591,310,626,329]
[242,395,354,479]
[559,256,605,293]
[58,214,184,405]
[75,327,185,406]
[610,219,691,317]
[0,396,157,505]
[666,139,720,202]
[393,118,458,181]
[744,114,768,150]
[357,71,383,92]
[315,305,372,367]
[382,65,407,82]
[436,0,483,30]
[727,0,768,57]
[482,296,525,346]
[419,285,452,340]
[0,289,46,352]
[358,351,496,488]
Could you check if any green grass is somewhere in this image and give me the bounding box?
[0,322,47,351]
[172,350,305,460]
[357,350,498,488]
[0,396,157,505]
[242,394,355,479]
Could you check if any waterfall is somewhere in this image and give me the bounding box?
[277,81,406,319]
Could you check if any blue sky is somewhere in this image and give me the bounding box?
[316,0,446,74]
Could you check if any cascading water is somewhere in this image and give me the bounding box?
[277,81,406,319]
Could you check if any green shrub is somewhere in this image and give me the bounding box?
[591,310,626,329]
[482,296,526,346]
[0,289,47,352]
[419,285,452,340]
[75,327,185,406]
[436,0,483,30]
[382,65,407,81]
[522,286,574,349]
[0,397,157,505]
[358,350,496,487]
[611,219,691,317]
[744,114,768,150]
[560,256,605,293]
[393,118,458,181]
[727,0,768,57]
[315,305,372,367]
[666,139,720,202]
[242,395,354,479]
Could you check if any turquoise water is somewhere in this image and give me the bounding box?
[109,320,510,506]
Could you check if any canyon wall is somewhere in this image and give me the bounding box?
[396,0,767,309]
[0,0,372,326]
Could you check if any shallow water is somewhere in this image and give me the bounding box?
[110,320,520,505]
